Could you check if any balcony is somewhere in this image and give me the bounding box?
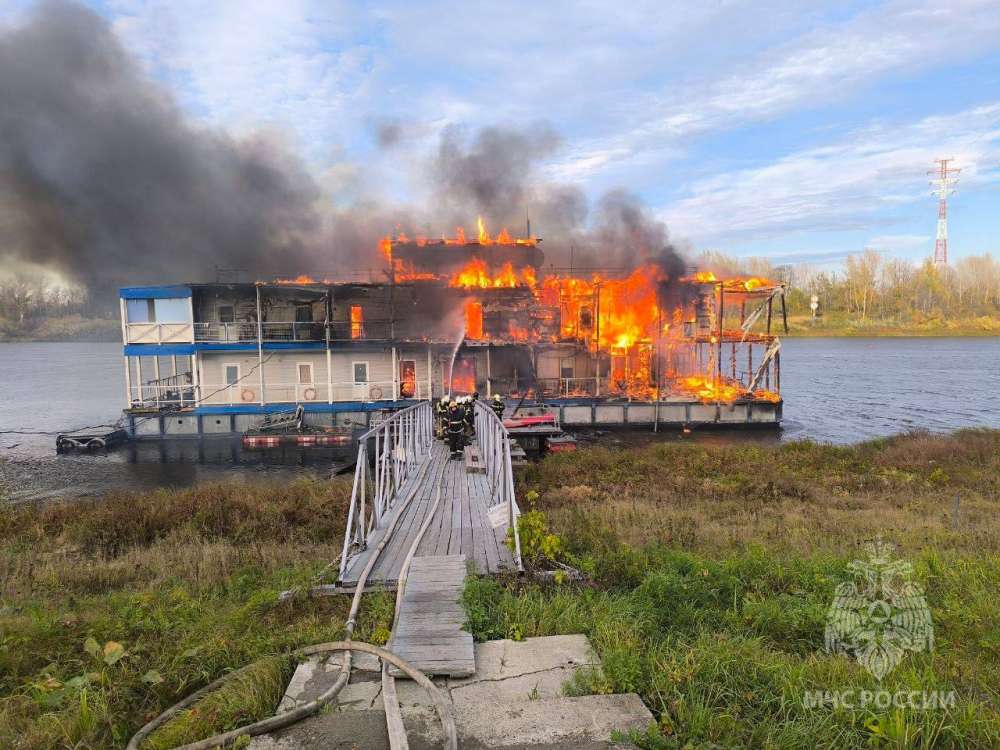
[191,320,396,343]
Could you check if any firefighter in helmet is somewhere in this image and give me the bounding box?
[446,400,466,457]
[435,398,449,439]
[464,393,478,434]
[490,393,505,420]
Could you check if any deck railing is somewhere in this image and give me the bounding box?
[191,320,397,343]
[195,379,424,405]
[473,401,523,571]
[339,401,434,575]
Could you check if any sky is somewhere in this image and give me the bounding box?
[6,0,1000,269]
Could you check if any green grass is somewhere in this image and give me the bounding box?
[461,429,1000,748]
[0,477,397,749]
[783,312,1000,337]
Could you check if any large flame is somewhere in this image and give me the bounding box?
[279,222,784,405]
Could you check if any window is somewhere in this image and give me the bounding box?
[126,299,155,323]
[350,305,364,339]
[297,363,313,384]
[561,366,574,380]
[224,364,240,385]
[295,304,313,323]
[352,362,369,384]
[125,296,190,324]
[153,298,191,323]
[218,305,235,323]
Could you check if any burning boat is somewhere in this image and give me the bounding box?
[117,220,785,439]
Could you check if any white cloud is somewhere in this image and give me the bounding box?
[660,103,1000,242]
[553,0,1000,180]
[109,0,373,160]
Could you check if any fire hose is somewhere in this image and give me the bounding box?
[126,454,457,750]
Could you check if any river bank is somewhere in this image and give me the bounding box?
[1,429,997,748]
[0,316,119,342]
[784,313,1000,336]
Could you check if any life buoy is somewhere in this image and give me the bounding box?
[241,387,256,402]
[303,386,317,401]
[369,385,383,400]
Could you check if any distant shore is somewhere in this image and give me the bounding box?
[0,315,119,342]
[783,313,1000,337]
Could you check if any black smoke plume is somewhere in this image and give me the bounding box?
[0,1,320,299]
[1,1,692,307]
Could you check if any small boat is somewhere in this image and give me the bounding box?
[241,405,353,450]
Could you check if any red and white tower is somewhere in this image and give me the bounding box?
[928,158,960,266]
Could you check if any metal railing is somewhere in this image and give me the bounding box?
[339,401,434,574]
[131,374,195,407]
[196,379,421,405]
[473,401,523,571]
[534,376,611,398]
[192,320,397,342]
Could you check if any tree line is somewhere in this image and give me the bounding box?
[699,250,1000,325]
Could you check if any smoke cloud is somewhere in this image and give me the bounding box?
[0,1,691,305]
[0,1,320,299]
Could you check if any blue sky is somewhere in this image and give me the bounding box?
[7,0,1000,268]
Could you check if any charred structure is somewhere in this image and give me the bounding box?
[118,223,784,438]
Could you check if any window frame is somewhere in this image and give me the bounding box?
[297,361,314,385]
[217,304,236,324]
[352,361,369,384]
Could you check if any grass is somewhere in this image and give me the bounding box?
[784,313,1000,337]
[460,428,1000,748]
[0,477,397,749]
[1,429,998,748]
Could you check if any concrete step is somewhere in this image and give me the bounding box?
[253,635,653,749]
[251,695,650,749]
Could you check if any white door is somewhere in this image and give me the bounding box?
[352,361,370,401]
[224,363,240,404]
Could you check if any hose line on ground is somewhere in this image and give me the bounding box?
[126,448,457,750]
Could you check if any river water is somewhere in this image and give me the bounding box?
[1,339,998,498]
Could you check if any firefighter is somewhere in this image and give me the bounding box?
[464,393,478,434]
[435,398,449,439]
[490,393,505,420]
[446,401,466,457]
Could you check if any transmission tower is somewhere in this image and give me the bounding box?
[927,158,960,266]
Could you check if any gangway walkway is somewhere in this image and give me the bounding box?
[338,401,522,587]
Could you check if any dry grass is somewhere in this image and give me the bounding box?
[523,428,1000,559]
[0,475,392,750]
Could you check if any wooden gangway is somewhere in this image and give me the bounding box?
[338,401,522,587]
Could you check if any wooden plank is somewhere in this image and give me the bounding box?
[447,461,464,556]
[388,554,474,677]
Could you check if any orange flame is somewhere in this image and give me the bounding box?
[465,300,484,339]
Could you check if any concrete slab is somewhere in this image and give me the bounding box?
[454,694,652,748]
[261,635,649,749]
